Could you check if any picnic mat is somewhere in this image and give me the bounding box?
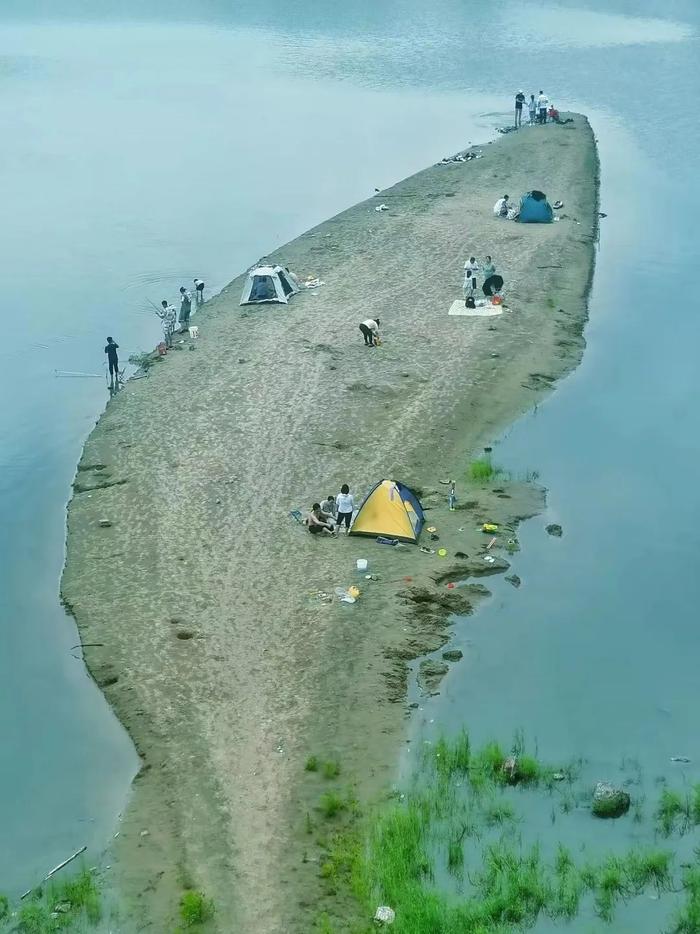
[448,300,503,317]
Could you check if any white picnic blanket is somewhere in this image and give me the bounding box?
[448,300,503,317]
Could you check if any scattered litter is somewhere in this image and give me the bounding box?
[482,523,499,533]
[98,519,112,528]
[553,200,564,209]
[426,526,438,533]
[486,537,497,550]
[446,582,456,589]
[140,830,150,838]
[304,277,325,289]
[552,772,566,781]
[437,548,448,558]
[483,555,496,564]
[376,536,399,546]
[420,546,435,555]
[430,534,440,541]
[671,756,691,763]
[374,905,396,924]
[365,574,379,581]
[356,558,368,571]
[375,203,389,212]
[438,151,480,165]
[438,479,451,485]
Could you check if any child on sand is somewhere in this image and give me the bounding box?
[335,484,354,534]
[463,257,479,297]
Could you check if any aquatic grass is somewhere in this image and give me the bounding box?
[179,889,214,927]
[17,903,51,933]
[322,760,341,780]
[433,730,471,779]
[0,896,7,921]
[468,457,501,483]
[319,792,347,818]
[691,784,700,825]
[673,865,700,933]
[481,798,516,827]
[657,787,688,836]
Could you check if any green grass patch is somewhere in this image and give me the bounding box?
[322,760,341,780]
[0,896,7,921]
[468,457,500,483]
[179,889,214,927]
[319,792,347,819]
[657,787,689,836]
[305,755,319,772]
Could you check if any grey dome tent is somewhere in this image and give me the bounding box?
[240,265,300,305]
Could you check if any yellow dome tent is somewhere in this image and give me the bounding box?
[349,479,425,544]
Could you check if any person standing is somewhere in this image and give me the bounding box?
[335,484,354,534]
[359,318,380,346]
[193,278,205,305]
[514,90,525,127]
[528,93,537,125]
[537,90,549,124]
[463,256,479,297]
[179,286,192,331]
[482,255,496,282]
[157,299,177,347]
[104,336,120,383]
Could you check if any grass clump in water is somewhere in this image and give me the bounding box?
[322,760,341,780]
[0,896,7,921]
[319,792,347,819]
[433,729,471,779]
[179,889,214,927]
[657,787,688,836]
[468,457,500,483]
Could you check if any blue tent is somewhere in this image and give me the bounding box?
[518,190,553,223]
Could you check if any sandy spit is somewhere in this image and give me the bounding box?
[61,116,598,932]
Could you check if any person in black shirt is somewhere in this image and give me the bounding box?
[105,336,120,382]
[515,90,526,128]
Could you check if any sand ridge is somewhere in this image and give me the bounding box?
[62,117,598,932]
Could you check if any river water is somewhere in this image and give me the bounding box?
[1,0,697,917]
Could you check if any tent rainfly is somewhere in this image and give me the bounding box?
[349,479,425,543]
[240,265,300,305]
[517,190,553,223]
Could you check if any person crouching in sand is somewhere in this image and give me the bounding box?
[359,318,380,346]
[307,503,336,535]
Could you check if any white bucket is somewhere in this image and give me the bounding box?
[356,558,368,571]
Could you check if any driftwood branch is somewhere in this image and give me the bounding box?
[43,845,87,881]
[70,643,104,651]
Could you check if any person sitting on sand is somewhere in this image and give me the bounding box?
[359,318,380,346]
[320,494,337,519]
[493,195,510,217]
[335,484,354,534]
[307,503,336,535]
[463,257,479,297]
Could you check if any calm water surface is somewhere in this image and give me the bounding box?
[1,1,698,916]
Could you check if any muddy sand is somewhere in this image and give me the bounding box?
[61,117,598,932]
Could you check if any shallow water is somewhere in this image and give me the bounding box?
[1,0,698,914]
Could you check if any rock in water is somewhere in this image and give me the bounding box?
[417,660,449,692]
[592,782,631,819]
[546,524,563,537]
[442,650,463,662]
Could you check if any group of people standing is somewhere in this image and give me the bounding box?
[307,485,355,536]
[462,254,503,302]
[155,279,205,347]
[514,90,555,128]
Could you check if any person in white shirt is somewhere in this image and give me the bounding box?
[528,94,537,125]
[335,484,354,534]
[157,299,177,347]
[463,257,479,297]
[359,318,380,346]
[193,278,205,305]
[493,194,510,217]
[179,286,193,331]
[537,91,549,124]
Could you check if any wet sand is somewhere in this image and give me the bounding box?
[61,116,598,932]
